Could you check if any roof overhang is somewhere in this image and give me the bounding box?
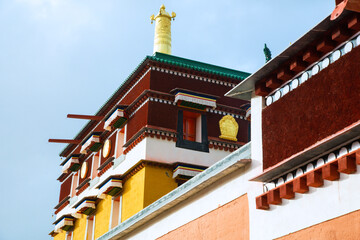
[225,10,353,101]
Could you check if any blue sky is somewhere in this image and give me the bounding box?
[0,1,334,239]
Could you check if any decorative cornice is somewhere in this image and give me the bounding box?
[54,196,70,210]
[54,200,69,214]
[256,140,360,210]
[265,32,360,106]
[122,160,173,182]
[150,66,240,86]
[98,161,114,177]
[206,107,244,119]
[76,179,91,196]
[123,125,177,150]
[208,137,244,152]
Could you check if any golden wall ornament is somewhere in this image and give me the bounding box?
[102,139,111,158]
[219,115,239,142]
[150,4,176,55]
[80,162,88,179]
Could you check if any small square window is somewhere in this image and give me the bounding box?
[176,110,209,152]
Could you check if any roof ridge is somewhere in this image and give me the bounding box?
[148,52,250,80]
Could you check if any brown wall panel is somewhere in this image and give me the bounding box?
[120,71,151,105]
[147,101,178,130]
[126,102,149,141]
[149,71,247,107]
[147,101,249,142]
[59,175,72,202]
[262,46,360,170]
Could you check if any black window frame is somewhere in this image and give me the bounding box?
[176,110,209,152]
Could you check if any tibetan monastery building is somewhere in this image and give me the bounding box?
[49,5,250,240]
[50,2,360,240]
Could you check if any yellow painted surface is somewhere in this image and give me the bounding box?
[144,165,177,207]
[53,230,66,240]
[94,195,112,239]
[121,164,177,222]
[121,167,146,222]
[72,215,87,240]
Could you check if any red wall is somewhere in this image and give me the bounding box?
[149,71,247,106]
[119,71,151,105]
[147,101,178,130]
[262,46,360,170]
[59,176,72,202]
[126,102,149,141]
[147,101,249,142]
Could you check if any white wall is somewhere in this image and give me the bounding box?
[117,94,360,240]
[145,137,230,167]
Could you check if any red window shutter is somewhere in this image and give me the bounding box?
[183,117,196,141]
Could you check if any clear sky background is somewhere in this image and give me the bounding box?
[0,1,334,239]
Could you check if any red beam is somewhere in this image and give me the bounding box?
[348,15,360,31]
[266,77,282,89]
[316,39,336,53]
[48,139,81,144]
[332,28,351,42]
[303,49,320,63]
[290,59,307,72]
[255,82,271,97]
[277,69,293,81]
[67,114,103,121]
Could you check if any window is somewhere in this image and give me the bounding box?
[110,194,122,229]
[176,110,209,152]
[183,111,198,142]
[66,232,72,240]
[115,128,125,158]
[70,173,78,197]
[85,216,95,240]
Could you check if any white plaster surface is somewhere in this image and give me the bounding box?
[111,94,360,240]
[145,137,229,167]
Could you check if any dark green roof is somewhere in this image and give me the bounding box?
[149,52,250,80]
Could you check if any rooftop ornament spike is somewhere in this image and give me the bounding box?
[263,43,272,63]
[150,4,176,55]
[331,0,360,20]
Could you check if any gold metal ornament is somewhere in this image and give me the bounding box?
[150,4,176,55]
[80,162,88,179]
[219,115,239,142]
[102,139,111,158]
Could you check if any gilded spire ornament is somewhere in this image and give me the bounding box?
[263,43,272,63]
[150,5,176,55]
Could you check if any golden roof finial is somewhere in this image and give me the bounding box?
[150,5,176,55]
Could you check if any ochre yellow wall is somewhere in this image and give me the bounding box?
[94,195,112,239]
[121,164,177,222]
[121,167,146,222]
[54,230,66,240]
[143,165,177,207]
[72,214,87,240]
